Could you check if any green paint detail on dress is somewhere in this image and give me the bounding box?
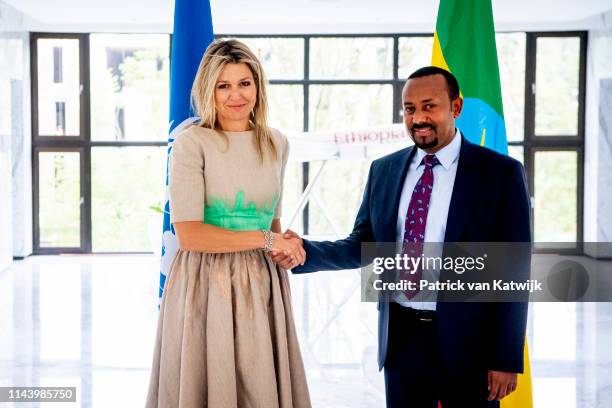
[204,190,279,231]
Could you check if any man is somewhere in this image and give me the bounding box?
[272,66,531,407]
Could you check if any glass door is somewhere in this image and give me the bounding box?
[32,34,89,253]
[34,148,86,252]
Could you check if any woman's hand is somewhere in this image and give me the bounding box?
[270,232,305,267]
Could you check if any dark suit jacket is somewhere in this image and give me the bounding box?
[293,135,531,375]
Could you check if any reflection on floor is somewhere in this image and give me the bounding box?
[1,255,611,407]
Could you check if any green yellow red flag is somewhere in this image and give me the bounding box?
[432,1,533,407]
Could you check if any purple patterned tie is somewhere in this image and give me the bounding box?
[402,154,440,299]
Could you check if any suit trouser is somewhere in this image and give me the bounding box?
[384,302,500,408]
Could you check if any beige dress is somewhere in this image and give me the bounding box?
[146,126,311,408]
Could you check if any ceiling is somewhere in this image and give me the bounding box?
[3,0,612,33]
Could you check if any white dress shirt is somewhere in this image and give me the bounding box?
[395,129,461,311]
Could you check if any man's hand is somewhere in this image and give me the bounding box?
[270,229,305,269]
[487,370,518,401]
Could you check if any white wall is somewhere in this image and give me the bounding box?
[2,0,612,34]
[1,0,33,263]
[585,11,612,257]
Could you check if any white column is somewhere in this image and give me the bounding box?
[0,147,11,271]
[1,1,33,259]
[585,23,612,257]
[11,38,33,258]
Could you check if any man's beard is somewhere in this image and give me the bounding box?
[410,123,438,150]
[414,137,438,150]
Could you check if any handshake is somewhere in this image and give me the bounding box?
[268,230,305,270]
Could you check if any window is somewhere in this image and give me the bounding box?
[89,34,170,142]
[225,33,585,249]
[36,37,80,137]
[36,150,82,248]
[526,32,586,251]
[32,33,170,254]
[32,32,585,253]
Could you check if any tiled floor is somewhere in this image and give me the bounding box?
[1,255,611,407]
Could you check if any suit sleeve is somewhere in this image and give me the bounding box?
[293,164,376,273]
[489,160,532,373]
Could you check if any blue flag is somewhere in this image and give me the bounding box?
[159,0,214,304]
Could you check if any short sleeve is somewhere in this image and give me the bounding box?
[274,131,290,219]
[169,130,206,223]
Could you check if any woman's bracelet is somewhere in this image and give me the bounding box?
[261,229,274,252]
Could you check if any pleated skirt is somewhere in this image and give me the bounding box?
[145,249,311,408]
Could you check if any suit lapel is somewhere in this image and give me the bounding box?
[444,136,479,243]
[379,137,478,243]
[381,146,417,242]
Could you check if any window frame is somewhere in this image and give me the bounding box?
[30,32,171,254]
[520,31,587,253]
[30,31,587,254]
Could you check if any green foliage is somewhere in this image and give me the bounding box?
[91,147,166,252]
[534,151,577,242]
[535,37,580,136]
[39,152,81,247]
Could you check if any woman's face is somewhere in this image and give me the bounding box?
[214,62,257,131]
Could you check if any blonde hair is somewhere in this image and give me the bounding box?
[191,38,277,162]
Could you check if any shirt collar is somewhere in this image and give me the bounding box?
[414,128,461,170]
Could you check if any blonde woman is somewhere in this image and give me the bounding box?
[146,39,311,408]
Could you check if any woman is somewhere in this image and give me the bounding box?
[146,39,311,408]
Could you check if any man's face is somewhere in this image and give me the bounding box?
[402,74,463,153]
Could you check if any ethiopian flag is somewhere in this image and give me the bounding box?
[432,0,533,407]
[432,0,507,154]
